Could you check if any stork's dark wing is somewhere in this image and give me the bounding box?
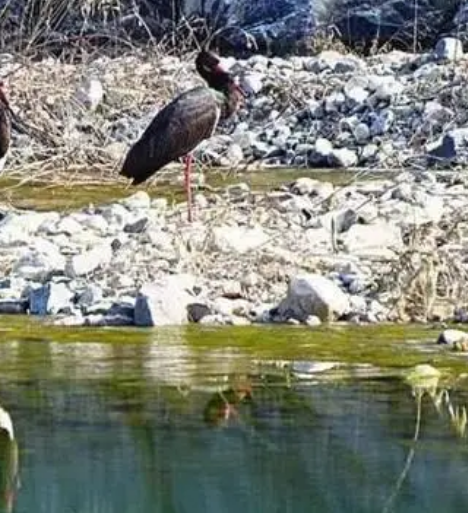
[0,105,11,159]
[120,86,220,185]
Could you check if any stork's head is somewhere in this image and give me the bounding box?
[195,49,225,77]
[195,49,247,99]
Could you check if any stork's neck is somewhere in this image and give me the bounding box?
[206,75,242,118]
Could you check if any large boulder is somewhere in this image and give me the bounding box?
[276,273,350,322]
[134,274,196,326]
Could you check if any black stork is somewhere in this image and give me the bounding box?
[119,50,245,222]
[0,81,12,171]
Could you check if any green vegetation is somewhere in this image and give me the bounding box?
[0,315,465,374]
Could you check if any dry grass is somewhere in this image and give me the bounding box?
[0,46,206,183]
[0,2,258,185]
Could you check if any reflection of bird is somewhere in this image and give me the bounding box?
[203,384,253,427]
[0,405,19,513]
[120,49,245,222]
[0,81,12,172]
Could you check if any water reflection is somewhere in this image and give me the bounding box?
[203,381,253,428]
[0,331,468,512]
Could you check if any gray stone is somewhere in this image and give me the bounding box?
[123,217,148,234]
[368,76,404,101]
[0,298,28,314]
[276,273,350,322]
[241,72,264,94]
[12,246,66,281]
[320,208,357,234]
[49,216,83,236]
[427,128,468,165]
[370,110,394,136]
[223,143,244,167]
[341,221,403,257]
[329,148,358,168]
[434,37,463,61]
[53,313,85,326]
[345,85,369,107]
[198,314,227,326]
[99,203,132,227]
[325,91,346,113]
[313,138,333,162]
[0,212,60,246]
[29,282,73,315]
[134,274,195,326]
[65,243,112,277]
[187,303,211,323]
[84,313,134,326]
[353,123,370,144]
[84,300,114,315]
[212,225,269,254]
[120,191,151,210]
[77,284,104,307]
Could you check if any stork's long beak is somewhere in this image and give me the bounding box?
[6,104,18,121]
[233,77,249,98]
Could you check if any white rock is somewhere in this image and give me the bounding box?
[12,245,66,281]
[242,72,264,94]
[0,405,14,439]
[134,274,195,326]
[329,148,358,167]
[277,273,350,322]
[381,196,444,226]
[54,313,85,326]
[341,221,403,256]
[120,191,151,210]
[434,37,463,61]
[325,91,346,113]
[78,284,104,307]
[224,143,244,166]
[291,177,326,196]
[0,212,60,246]
[345,85,369,106]
[320,208,357,234]
[314,137,333,157]
[65,243,113,277]
[212,225,269,254]
[29,282,73,315]
[437,329,468,345]
[370,109,394,136]
[75,76,104,111]
[48,216,84,236]
[221,280,242,297]
[353,123,370,143]
[72,213,109,233]
[231,123,257,149]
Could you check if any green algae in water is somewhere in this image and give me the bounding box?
[0,168,396,212]
[0,315,465,374]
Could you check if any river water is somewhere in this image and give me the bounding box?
[0,323,467,513]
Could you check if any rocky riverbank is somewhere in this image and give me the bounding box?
[0,168,466,327]
[1,42,468,327]
[2,37,468,175]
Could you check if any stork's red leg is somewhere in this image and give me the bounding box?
[183,154,193,222]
